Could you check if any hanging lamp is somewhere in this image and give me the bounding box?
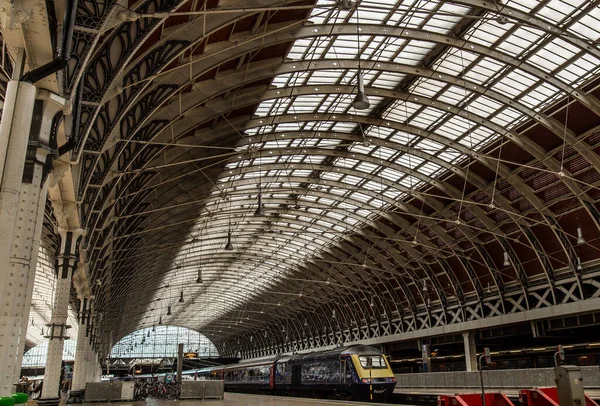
[179,291,184,303]
[352,72,370,110]
[254,169,265,216]
[351,4,370,110]
[225,230,234,250]
[196,270,203,284]
[167,306,172,316]
[503,251,510,267]
[577,226,585,245]
[254,190,265,216]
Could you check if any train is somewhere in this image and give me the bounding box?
[180,344,397,401]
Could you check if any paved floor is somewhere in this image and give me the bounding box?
[74,394,394,406]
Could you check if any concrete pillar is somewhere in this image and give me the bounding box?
[40,229,83,403]
[463,331,478,371]
[0,78,38,396]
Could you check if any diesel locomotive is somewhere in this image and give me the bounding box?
[196,344,397,401]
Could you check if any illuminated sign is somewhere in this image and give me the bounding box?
[184,352,198,359]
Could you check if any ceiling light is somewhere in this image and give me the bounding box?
[147,331,150,337]
[486,282,491,294]
[496,15,509,25]
[196,271,203,284]
[179,292,184,303]
[352,71,370,110]
[337,0,354,9]
[254,192,265,216]
[159,316,162,325]
[577,226,585,245]
[152,325,156,332]
[40,327,45,336]
[503,251,510,267]
[225,230,234,250]
[577,256,583,271]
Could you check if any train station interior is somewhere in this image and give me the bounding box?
[0,0,600,405]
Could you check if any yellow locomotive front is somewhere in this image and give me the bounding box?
[347,350,397,401]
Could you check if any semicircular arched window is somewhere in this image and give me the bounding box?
[110,325,218,359]
[22,339,77,368]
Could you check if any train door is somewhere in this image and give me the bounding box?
[291,364,302,386]
[269,365,275,388]
[340,358,347,384]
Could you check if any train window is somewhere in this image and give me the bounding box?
[358,355,388,369]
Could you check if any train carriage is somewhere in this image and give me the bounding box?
[196,344,396,401]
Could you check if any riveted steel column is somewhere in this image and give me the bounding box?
[84,301,95,384]
[463,331,477,372]
[71,296,91,393]
[177,343,184,382]
[13,91,65,384]
[40,229,83,404]
[0,78,37,396]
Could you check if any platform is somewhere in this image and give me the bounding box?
[36,393,400,406]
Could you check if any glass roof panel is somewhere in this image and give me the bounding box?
[137,0,600,336]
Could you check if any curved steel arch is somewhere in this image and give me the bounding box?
[60,0,600,355]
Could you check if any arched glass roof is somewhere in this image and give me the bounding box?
[21,340,77,368]
[139,0,600,340]
[19,0,600,359]
[110,325,219,359]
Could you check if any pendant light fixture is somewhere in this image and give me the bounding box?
[159,316,162,325]
[179,291,184,303]
[152,325,156,332]
[196,232,203,283]
[577,256,583,271]
[225,193,234,250]
[353,72,370,110]
[254,186,265,217]
[167,306,172,316]
[40,327,45,336]
[147,330,150,338]
[352,3,370,111]
[254,164,265,217]
[225,230,234,251]
[503,251,510,267]
[577,226,585,245]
